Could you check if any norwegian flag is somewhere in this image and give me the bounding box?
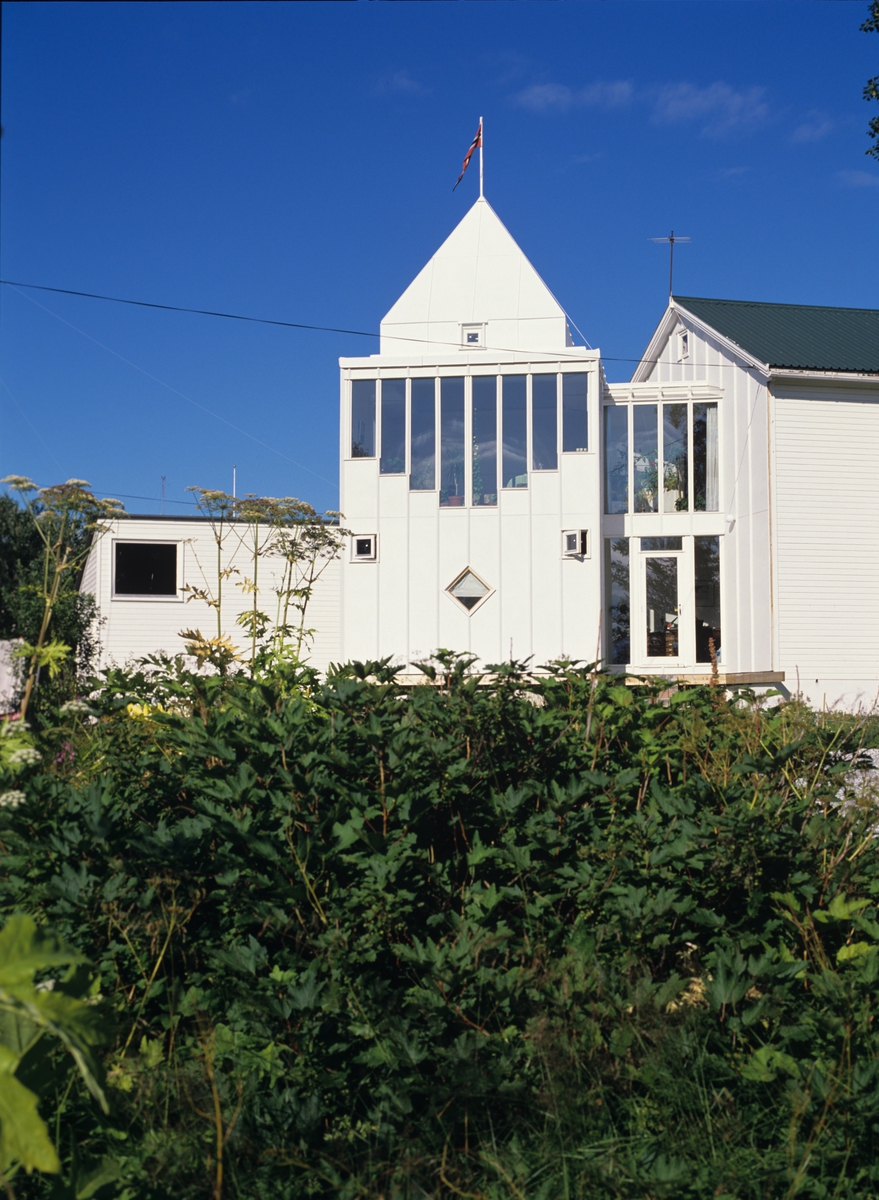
[453,121,483,191]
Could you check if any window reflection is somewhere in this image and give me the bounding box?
[502,376,527,488]
[663,404,688,511]
[693,403,719,511]
[531,375,558,470]
[695,536,721,663]
[472,376,498,505]
[351,380,375,458]
[604,407,629,514]
[633,405,658,513]
[410,378,435,490]
[645,557,679,657]
[380,379,406,474]
[605,538,630,665]
[562,373,588,452]
[440,378,465,506]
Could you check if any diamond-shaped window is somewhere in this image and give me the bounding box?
[447,568,491,612]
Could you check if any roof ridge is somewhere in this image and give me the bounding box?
[674,295,879,317]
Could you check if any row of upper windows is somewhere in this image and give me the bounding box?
[603,401,719,515]
[349,374,589,507]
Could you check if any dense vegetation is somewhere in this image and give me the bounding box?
[1,654,878,1199]
[0,493,101,723]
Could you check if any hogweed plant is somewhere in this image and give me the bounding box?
[181,488,347,673]
[1,477,124,721]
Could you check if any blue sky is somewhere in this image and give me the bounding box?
[2,0,877,516]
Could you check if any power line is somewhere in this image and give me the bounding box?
[1,276,654,366]
[0,279,376,340]
[1,276,762,374]
[4,284,339,489]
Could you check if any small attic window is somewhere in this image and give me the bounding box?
[461,323,485,349]
[678,329,689,361]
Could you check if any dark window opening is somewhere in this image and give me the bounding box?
[532,374,558,470]
[502,375,527,488]
[695,535,721,663]
[562,373,588,452]
[115,543,177,596]
[410,378,436,490]
[440,377,466,505]
[604,538,630,665]
[351,380,376,458]
[380,379,406,474]
[471,376,497,505]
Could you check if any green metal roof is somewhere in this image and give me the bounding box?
[673,296,879,374]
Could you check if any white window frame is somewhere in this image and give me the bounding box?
[562,530,590,559]
[111,539,184,602]
[445,566,495,616]
[350,534,378,563]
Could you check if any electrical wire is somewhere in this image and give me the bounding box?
[4,284,338,489]
[2,276,687,369]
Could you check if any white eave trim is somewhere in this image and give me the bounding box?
[768,368,879,384]
[629,304,678,383]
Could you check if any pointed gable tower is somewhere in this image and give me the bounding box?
[340,193,601,677]
[380,197,573,359]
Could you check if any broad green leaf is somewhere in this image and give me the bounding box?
[0,1070,60,1174]
[0,915,85,987]
[837,941,874,962]
[827,894,871,921]
[75,1157,123,1199]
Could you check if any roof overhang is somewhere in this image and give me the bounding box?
[768,368,879,384]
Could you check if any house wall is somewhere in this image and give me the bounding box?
[770,379,879,711]
[630,318,773,675]
[339,355,603,671]
[82,518,342,674]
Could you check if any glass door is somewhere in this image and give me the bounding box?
[631,537,690,666]
[645,556,680,659]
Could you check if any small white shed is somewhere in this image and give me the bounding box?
[82,516,341,675]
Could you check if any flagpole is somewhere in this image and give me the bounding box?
[479,116,484,198]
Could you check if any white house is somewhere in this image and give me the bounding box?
[84,195,879,709]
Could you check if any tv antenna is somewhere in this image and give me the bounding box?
[650,230,691,298]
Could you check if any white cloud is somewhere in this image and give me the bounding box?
[792,114,834,143]
[376,70,429,96]
[837,169,879,189]
[514,80,633,113]
[652,82,769,135]
[719,165,751,178]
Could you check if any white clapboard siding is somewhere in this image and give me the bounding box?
[773,389,879,689]
[82,519,342,676]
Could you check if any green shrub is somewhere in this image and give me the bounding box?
[1,657,878,1198]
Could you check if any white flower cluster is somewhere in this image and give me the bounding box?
[0,791,26,809]
[8,747,41,766]
[60,699,95,716]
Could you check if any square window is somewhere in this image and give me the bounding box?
[562,530,588,558]
[461,324,485,349]
[114,542,178,596]
[351,535,377,562]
